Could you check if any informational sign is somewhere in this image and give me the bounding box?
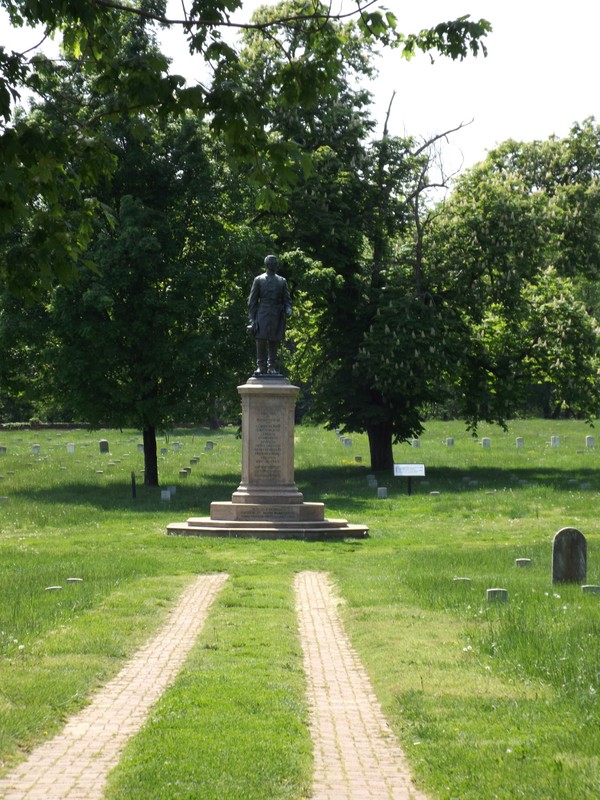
[393,464,425,477]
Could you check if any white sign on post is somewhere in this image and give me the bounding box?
[394,464,425,477]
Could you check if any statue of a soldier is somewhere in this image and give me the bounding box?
[247,255,292,375]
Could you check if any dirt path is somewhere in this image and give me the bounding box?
[295,571,427,800]
[0,574,228,800]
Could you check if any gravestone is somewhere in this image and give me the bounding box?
[552,527,586,584]
[550,435,560,448]
[582,585,600,595]
[173,442,181,452]
[161,490,171,501]
[377,487,388,499]
[481,437,491,448]
[99,440,109,454]
[67,443,75,453]
[160,447,168,456]
[586,435,594,448]
[515,558,532,567]
[32,444,41,455]
[205,441,214,451]
[445,437,454,447]
[0,446,6,455]
[411,439,420,448]
[487,588,508,603]
[515,437,524,449]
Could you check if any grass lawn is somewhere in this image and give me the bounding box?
[0,419,598,798]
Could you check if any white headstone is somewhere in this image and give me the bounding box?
[446,437,454,447]
[515,437,524,448]
[411,439,420,448]
[586,435,594,448]
[377,487,388,499]
[551,435,560,448]
[481,437,491,448]
[32,444,41,455]
[160,490,171,501]
[67,443,75,453]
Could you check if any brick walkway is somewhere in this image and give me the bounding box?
[0,573,228,800]
[295,571,427,800]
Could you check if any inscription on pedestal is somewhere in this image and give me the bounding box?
[252,413,283,482]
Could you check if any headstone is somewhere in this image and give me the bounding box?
[367,476,378,488]
[446,437,454,447]
[179,469,188,478]
[0,497,8,503]
[515,558,532,567]
[343,437,352,447]
[550,435,560,448]
[453,577,472,583]
[552,527,586,584]
[516,437,524,449]
[137,444,144,453]
[32,444,41,455]
[481,437,491,448]
[487,588,508,603]
[161,490,171,501]
[354,456,362,463]
[160,448,168,456]
[377,487,388,499]
[45,585,63,591]
[411,439,420,448]
[66,577,83,583]
[99,439,109,454]
[67,443,75,453]
[168,485,176,495]
[586,435,594,448]
[0,446,6,455]
[581,585,600,595]
[173,442,181,452]
[190,457,199,465]
[205,441,214,451]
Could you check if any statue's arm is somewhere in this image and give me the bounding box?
[248,278,260,321]
[282,278,292,316]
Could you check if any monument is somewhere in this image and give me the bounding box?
[167,256,368,541]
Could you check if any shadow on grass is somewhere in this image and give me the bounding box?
[8,464,600,515]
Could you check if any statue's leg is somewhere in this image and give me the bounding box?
[267,340,278,373]
[255,339,267,374]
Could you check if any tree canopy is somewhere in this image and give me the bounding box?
[0,0,491,297]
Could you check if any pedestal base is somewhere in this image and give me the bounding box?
[166,517,368,540]
[166,375,368,541]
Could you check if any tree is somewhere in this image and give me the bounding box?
[0,0,491,296]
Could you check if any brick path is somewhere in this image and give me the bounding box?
[1,571,426,800]
[0,573,228,800]
[295,571,427,800]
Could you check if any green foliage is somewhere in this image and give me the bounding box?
[0,0,490,296]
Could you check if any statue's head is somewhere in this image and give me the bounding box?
[264,254,278,272]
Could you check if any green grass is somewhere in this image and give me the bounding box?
[0,420,599,798]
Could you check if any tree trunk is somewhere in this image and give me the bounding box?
[143,425,159,486]
[367,420,394,472]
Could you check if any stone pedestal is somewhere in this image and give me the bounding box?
[167,375,368,540]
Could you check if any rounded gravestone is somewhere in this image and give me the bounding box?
[552,527,587,584]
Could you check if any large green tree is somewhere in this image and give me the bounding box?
[0,0,490,297]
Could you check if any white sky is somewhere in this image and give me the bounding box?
[2,1,598,175]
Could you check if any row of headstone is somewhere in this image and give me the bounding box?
[429,435,596,449]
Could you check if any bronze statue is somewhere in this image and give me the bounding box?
[248,255,292,375]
